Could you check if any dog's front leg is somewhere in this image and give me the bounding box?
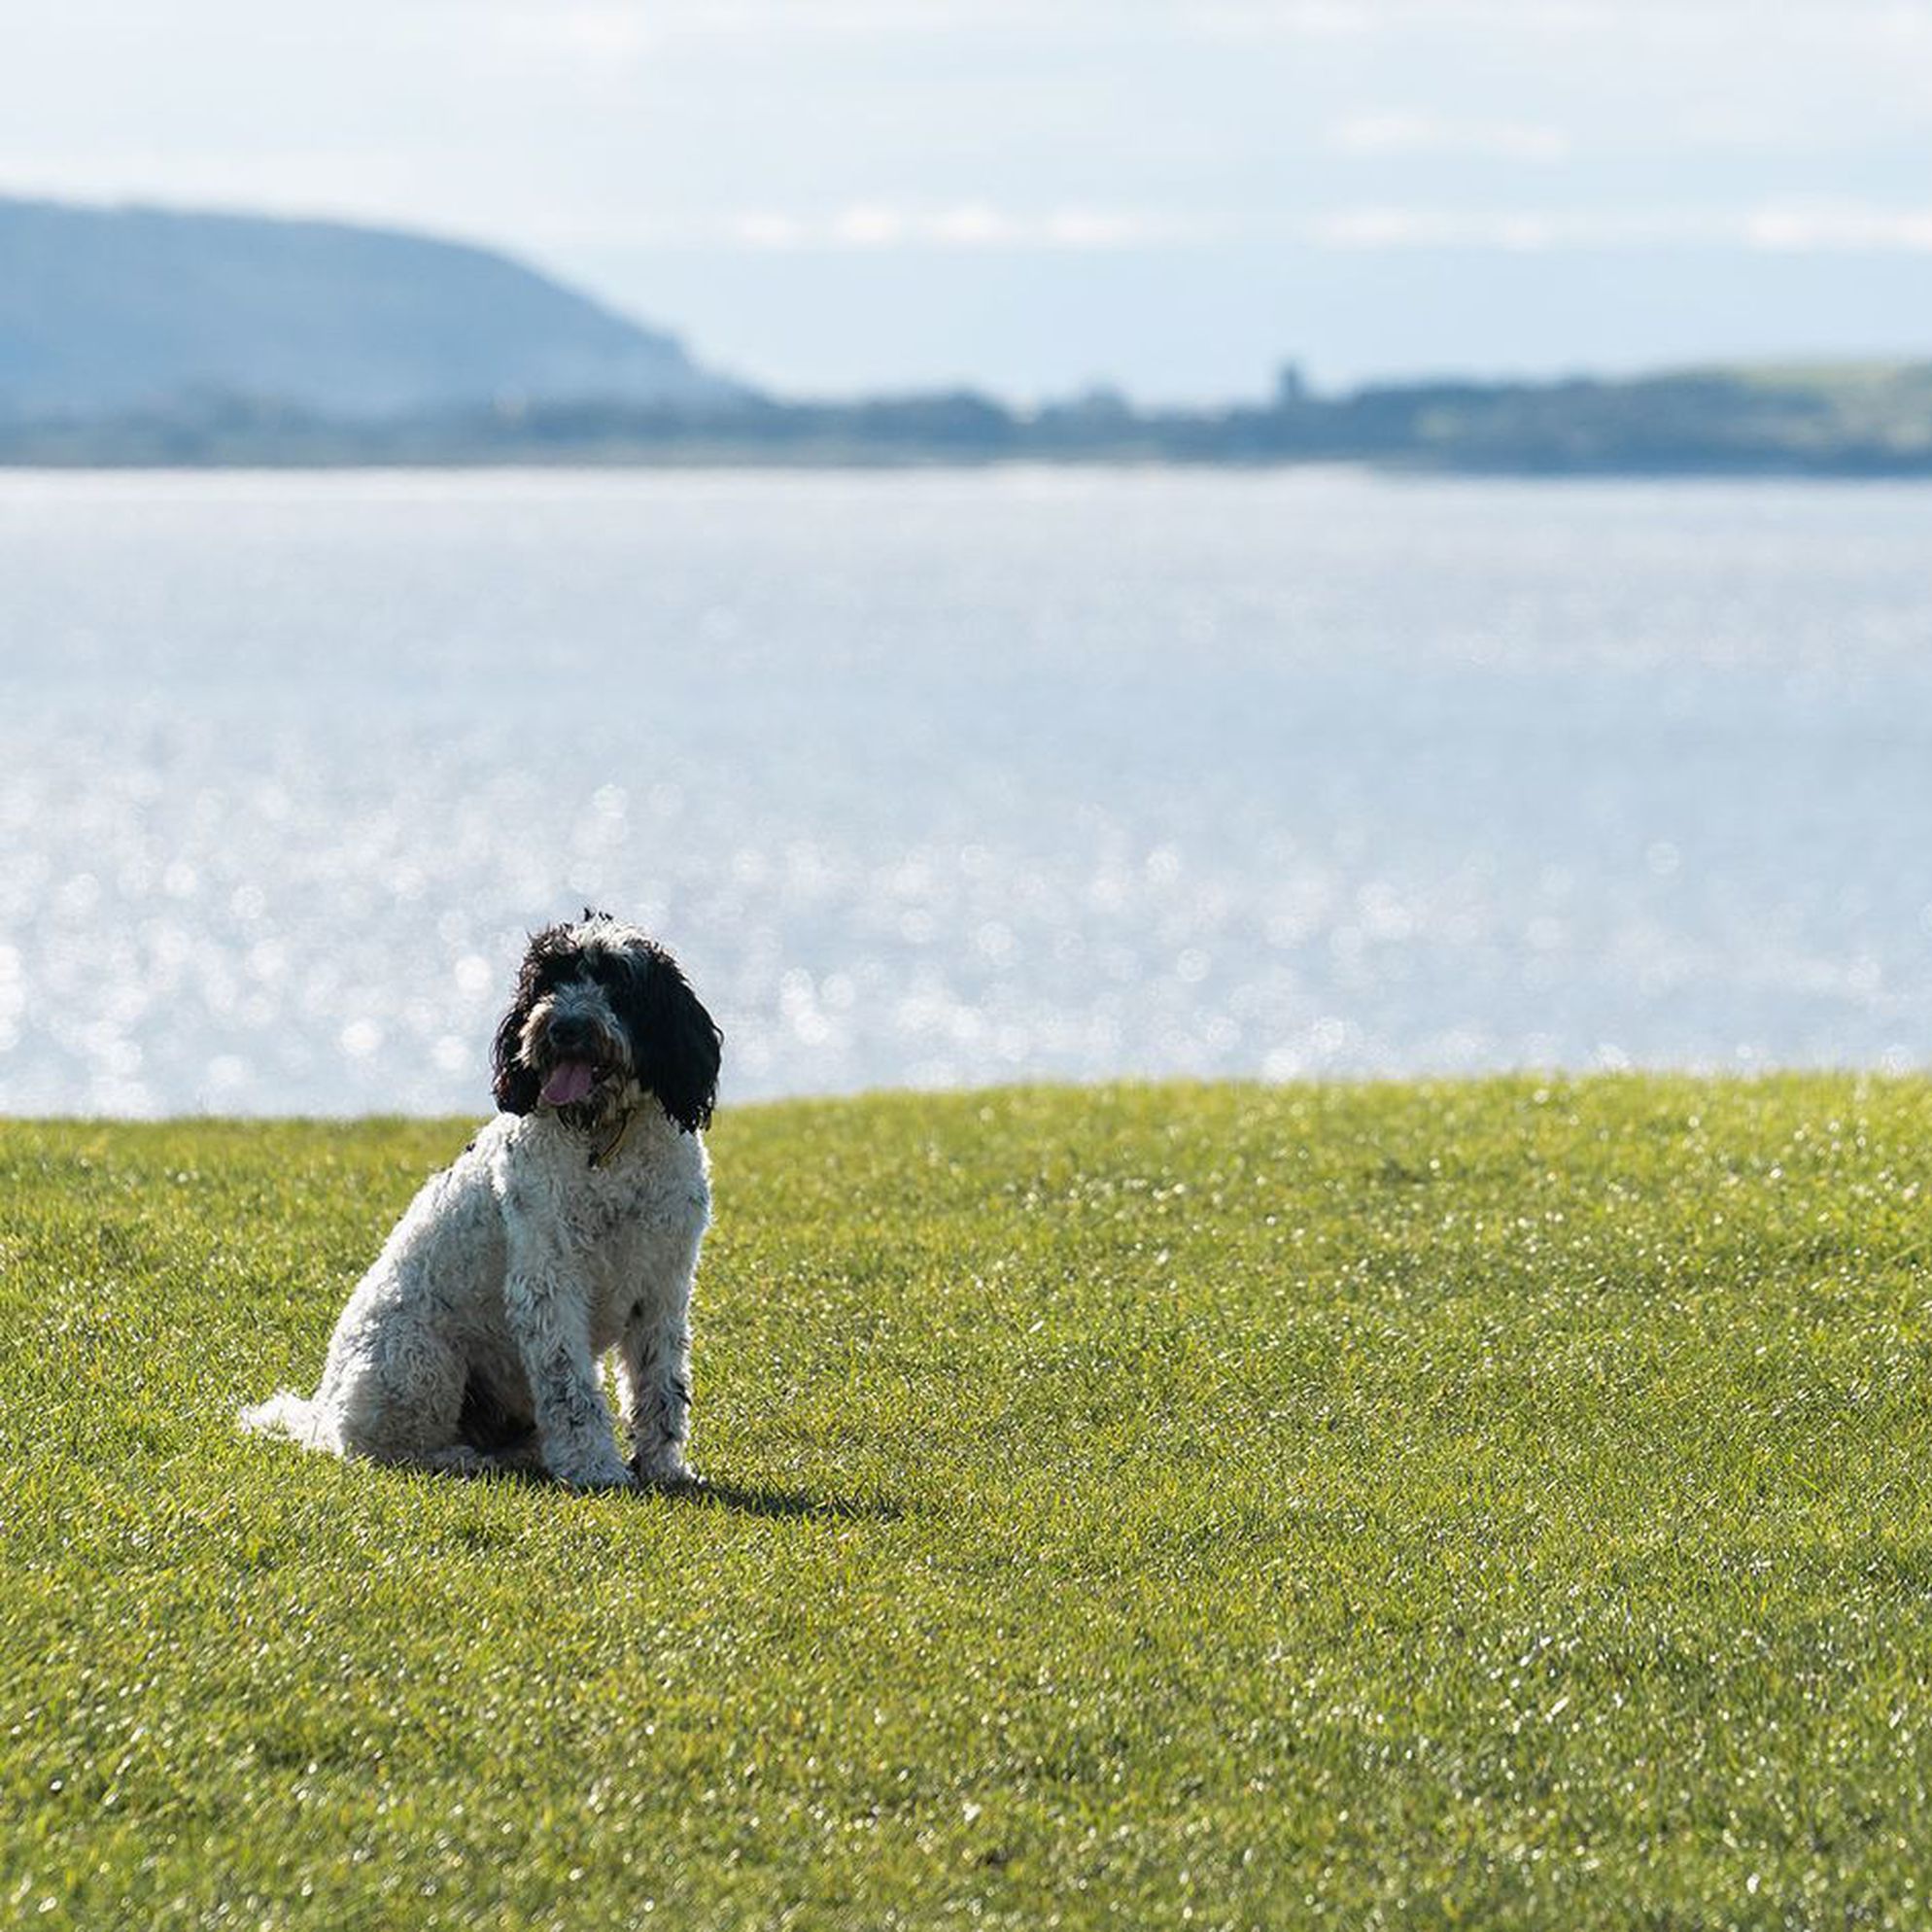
[503,1225,632,1490]
[617,1296,695,1487]
[615,1231,701,1487]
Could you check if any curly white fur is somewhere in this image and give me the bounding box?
[242,917,718,1489]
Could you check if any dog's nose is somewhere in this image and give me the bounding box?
[548,1015,597,1053]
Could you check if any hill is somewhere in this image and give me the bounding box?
[6,1079,1931,1926]
[0,196,741,418]
[2,193,1928,468]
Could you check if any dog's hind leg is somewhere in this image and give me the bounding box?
[320,1322,470,1469]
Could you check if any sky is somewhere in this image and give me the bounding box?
[5,0,1932,400]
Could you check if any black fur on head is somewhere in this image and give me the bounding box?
[491,916,722,1134]
[599,930,724,1135]
[490,921,577,1119]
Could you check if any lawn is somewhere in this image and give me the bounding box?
[4,1077,1932,1929]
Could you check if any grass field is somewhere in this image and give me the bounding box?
[6,1077,1932,1929]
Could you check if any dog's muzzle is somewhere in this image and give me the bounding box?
[532,1010,624,1109]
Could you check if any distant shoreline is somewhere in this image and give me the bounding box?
[6,362,1931,476]
[7,453,1932,480]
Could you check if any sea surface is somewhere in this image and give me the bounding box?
[2,466,1929,1117]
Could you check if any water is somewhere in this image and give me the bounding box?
[2,466,1929,1117]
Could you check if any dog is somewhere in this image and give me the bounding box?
[242,914,722,1490]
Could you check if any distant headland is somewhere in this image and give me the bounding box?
[3,195,1929,474]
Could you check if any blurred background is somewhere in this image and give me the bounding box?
[2,1,1930,1113]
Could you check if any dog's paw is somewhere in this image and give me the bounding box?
[632,1452,700,1491]
[553,1453,637,1493]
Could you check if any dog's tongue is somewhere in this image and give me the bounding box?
[540,1060,598,1107]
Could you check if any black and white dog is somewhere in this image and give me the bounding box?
[243,914,722,1489]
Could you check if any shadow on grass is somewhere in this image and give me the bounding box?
[669,1477,904,1523]
[423,1460,903,1522]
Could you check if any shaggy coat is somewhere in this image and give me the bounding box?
[242,915,721,1489]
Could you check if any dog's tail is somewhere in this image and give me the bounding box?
[238,1390,333,1451]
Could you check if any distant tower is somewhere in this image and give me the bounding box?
[1275,362,1308,408]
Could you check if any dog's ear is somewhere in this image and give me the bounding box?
[616,944,722,1134]
[490,925,568,1116]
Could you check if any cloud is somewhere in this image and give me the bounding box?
[721,198,1932,257]
[1200,0,1932,34]
[1330,113,1570,162]
[1745,198,1932,251]
[486,0,1924,46]
[727,203,1223,252]
[509,6,656,59]
[1304,200,1932,252]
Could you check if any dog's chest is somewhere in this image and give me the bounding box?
[494,1116,708,1327]
[578,1150,705,1279]
[566,1177,669,1266]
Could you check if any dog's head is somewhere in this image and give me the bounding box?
[491,913,722,1134]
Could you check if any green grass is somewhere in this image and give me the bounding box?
[6,1078,1932,1929]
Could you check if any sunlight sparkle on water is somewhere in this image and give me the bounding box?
[2,467,1929,1115]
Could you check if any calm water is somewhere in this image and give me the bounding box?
[2,466,1929,1116]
